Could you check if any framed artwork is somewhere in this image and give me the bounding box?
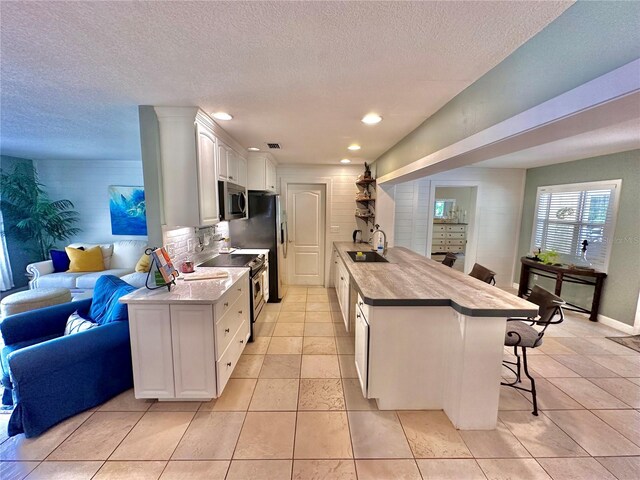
[108,185,147,236]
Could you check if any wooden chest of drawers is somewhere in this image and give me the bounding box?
[431,223,467,254]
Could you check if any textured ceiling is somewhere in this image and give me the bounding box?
[0,1,572,164]
[473,118,640,169]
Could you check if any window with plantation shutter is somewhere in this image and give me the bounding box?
[531,180,621,272]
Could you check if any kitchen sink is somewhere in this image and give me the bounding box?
[346,251,389,263]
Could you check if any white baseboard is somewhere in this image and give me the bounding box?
[512,281,636,335]
[597,314,639,335]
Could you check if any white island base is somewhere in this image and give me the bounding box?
[357,302,507,430]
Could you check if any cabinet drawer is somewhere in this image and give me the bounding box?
[448,245,465,253]
[446,232,465,239]
[214,278,247,321]
[432,232,447,239]
[356,293,370,323]
[216,320,249,394]
[446,225,466,232]
[431,239,446,246]
[215,292,249,360]
[446,239,465,246]
[432,225,446,232]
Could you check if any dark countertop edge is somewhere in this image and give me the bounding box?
[358,294,537,317]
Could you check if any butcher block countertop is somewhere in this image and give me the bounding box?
[334,242,537,317]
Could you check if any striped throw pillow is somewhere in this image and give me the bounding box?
[64,311,97,335]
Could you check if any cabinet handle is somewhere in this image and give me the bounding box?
[240,339,244,344]
[237,288,242,292]
[334,261,337,264]
[356,313,361,318]
[229,176,234,180]
[359,301,363,307]
[238,310,243,314]
[224,302,229,307]
[227,362,232,367]
[225,328,230,333]
[340,276,344,280]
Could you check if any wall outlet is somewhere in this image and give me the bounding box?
[330,226,340,233]
[187,238,194,252]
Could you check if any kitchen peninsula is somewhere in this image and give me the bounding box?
[333,242,537,430]
[120,267,250,402]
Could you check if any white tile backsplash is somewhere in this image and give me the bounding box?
[162,221,230,267]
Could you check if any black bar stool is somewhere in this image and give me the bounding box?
[501,285,565,416]
[469,263,496,285]
[442,252,457,267]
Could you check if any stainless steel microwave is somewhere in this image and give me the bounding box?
[218,181,247,220]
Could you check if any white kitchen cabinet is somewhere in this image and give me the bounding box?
[124,271,250,401]
[196,124,220,225]
[127,304,175,398]
[227,149,239,184]
[265,158,277,191]
[237,155,247,188]
[355,300,369,397]
[170,304,216,398]
[217,142,229,181]
[154,107,220,227]
[248,153,277,192]
[334,252,350,331]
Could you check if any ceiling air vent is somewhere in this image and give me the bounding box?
[267,143,281,149]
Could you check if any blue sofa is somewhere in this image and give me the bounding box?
[0,275,136,437]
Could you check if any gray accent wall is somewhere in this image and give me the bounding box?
[516,150,640,326]
[373,1,640,177]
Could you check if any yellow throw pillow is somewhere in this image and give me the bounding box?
[65,246,105,272]
[135,252,151,273]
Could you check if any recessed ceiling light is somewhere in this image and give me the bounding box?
[348,144,361,151]
[340,159,351,164]
[212,112,233,121]
[248,147,260,151]
[361,113,382,125]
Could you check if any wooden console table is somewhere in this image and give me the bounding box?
[517,257,607,322]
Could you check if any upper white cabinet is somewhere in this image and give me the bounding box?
[218,143,247,188]
[155,107,219,227]
[227,149,239,184]
[217,142,229,181]
[248,153,277,192]
[237,155,247,188]
[152,107,250,228]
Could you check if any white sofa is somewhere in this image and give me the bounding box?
[26,240,148,293]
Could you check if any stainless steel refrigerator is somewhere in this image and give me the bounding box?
[229,192,286,301]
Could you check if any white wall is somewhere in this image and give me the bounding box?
[277,164,364,286]
[36,159,147,244]
[393,167,526,287]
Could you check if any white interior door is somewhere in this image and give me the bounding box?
[287,184,326,285]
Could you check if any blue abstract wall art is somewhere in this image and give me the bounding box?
[108,185,147,236]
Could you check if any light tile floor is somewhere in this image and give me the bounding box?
[0,286,639,479]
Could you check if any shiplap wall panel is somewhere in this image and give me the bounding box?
[393,167,525,287]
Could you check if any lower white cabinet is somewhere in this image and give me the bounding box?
[170,305,217,398]
[355,299,369,397]
[127,276,250,401]
[127,304,175,399]
[334,251,350,331]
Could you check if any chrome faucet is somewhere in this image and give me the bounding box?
[372,224,388,255]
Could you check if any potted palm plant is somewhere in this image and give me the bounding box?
[1,162,81,261]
